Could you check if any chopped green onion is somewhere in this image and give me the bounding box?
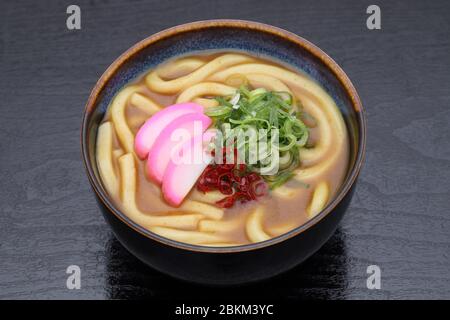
[274,91,293,106]
[205,105,233,117]
[268,171,295,189]
[206,85,312,189]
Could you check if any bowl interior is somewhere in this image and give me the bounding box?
[83,21,364,251]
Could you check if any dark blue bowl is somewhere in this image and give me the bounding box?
[82,20,366,285]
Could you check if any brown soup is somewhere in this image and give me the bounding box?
[96,51,349,246]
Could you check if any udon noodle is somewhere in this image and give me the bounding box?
[96,52,349,246]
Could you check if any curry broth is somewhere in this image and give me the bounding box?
[98,51,349,245]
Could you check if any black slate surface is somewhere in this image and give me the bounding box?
[0,0,449,300]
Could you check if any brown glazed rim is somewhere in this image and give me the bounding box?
[81,19,366,253]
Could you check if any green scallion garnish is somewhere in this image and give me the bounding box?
[205,85,311,189]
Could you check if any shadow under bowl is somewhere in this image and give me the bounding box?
[81,20,366,285]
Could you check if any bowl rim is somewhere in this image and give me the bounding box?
[81,19,366,253]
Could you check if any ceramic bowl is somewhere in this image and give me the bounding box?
[81,20,366,285]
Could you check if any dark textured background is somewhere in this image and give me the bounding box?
[1,0,449,300]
